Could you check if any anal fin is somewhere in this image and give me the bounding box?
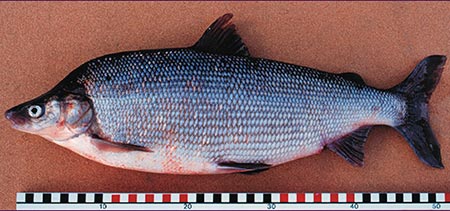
[327,126,372,167]
[217,161,271,174]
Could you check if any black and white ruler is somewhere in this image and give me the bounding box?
[17,192,449,210]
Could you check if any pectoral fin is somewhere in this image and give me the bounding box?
[90,136,153,153]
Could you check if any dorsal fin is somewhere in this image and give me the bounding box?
[327,126,372,167]
[340,72,365,85]
[192,13,250,56]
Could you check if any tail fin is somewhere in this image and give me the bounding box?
[390,55,446,168]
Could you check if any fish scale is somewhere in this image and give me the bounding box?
[78,48,404,168]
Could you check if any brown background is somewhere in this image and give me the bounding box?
[0,2,449,209]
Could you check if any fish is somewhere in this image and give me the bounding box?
[5,13,446,174]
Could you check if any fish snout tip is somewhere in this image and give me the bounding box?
[4,107,26,126]
[5,109,14,121]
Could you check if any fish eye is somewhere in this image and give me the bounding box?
[27,105,44,118]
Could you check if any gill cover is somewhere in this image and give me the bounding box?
[62,94,93,135]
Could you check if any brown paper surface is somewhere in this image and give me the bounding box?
[1,2,449,209]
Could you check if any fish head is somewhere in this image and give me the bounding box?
[5,91,94,142]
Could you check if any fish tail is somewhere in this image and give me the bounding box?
[389,55,446,168]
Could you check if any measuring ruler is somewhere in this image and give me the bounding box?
[17,192,449,210]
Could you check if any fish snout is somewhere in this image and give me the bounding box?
[4,107,27,126]
[5,109,13,120]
